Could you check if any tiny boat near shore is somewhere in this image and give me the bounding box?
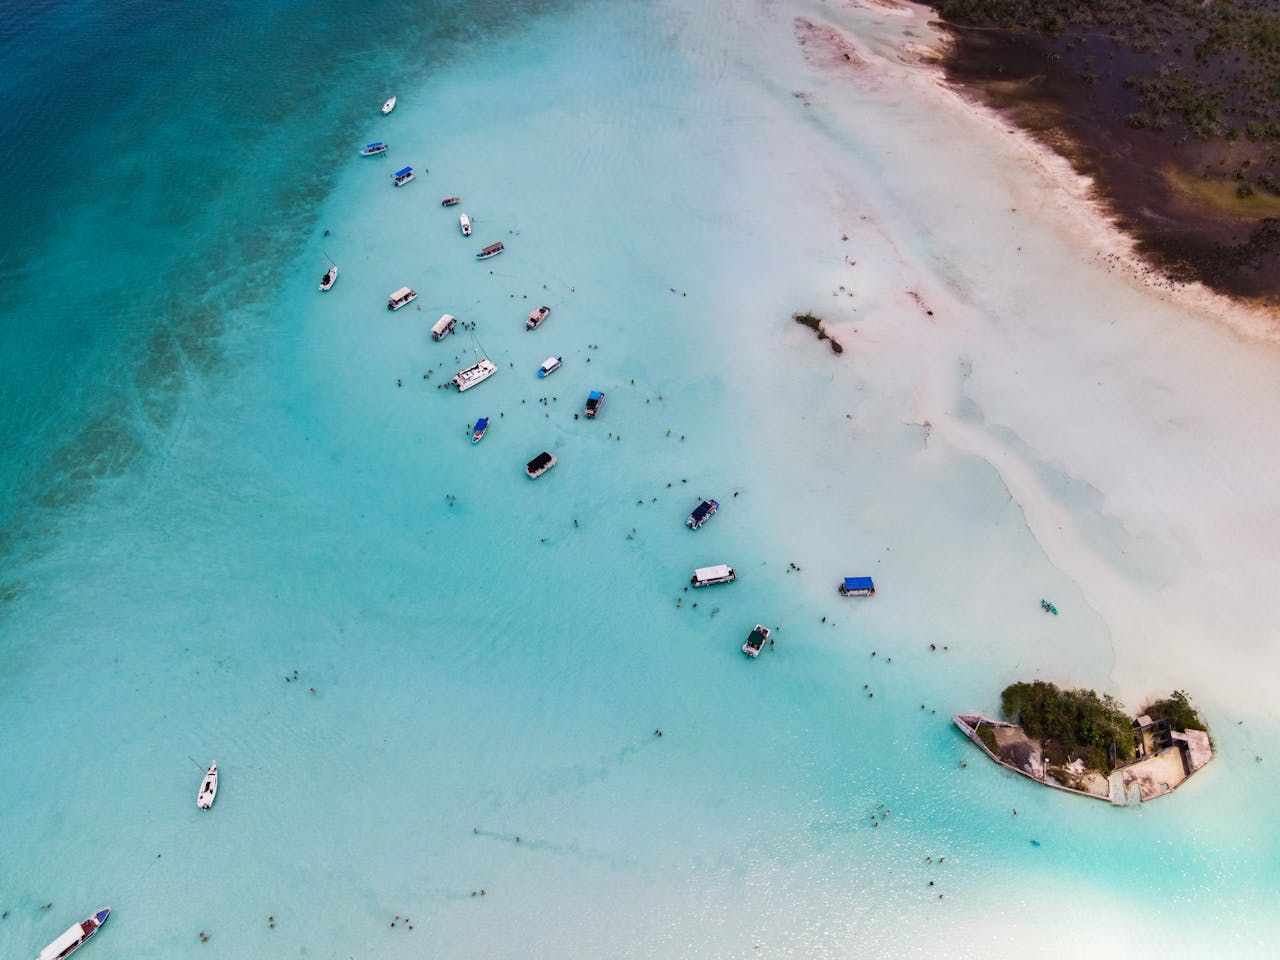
[526,451,557,479]
[527,305,550,330]
[38,908,110,960]
[197,762,218,809]
[441,196,461,207]
[537,356,562,378]
[472,417,489,443]
[360,141,388,156]
[392,165,415,186]
[319,264,338,292]
[381,95,397,115]
[691,564,736,587]
[686,498,718,530]
[584,390,605,418]
[742,624,771,658]
[459,213,472,236]
[476,241,503,260]
[387,286,417,311]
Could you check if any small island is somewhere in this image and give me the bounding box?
[956,682,1212,805]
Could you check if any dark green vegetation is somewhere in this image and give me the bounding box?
[1000,681,1136,772]
[1142,690,1208,731]
[931,1,1280,300]
[792,312,844,354]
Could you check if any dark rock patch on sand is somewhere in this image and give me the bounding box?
[793,312,844,354]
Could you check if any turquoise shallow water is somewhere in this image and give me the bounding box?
[3,1,1280,958]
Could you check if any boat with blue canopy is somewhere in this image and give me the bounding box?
[360,141,388,156]
[585,390,605,418]
[392,166,415,186]
[472,417,489,443]
[839,576,876,597]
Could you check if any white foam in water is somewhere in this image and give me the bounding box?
[3,0,1280,957]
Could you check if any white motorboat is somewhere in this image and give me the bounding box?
[382,95,397,115]
[537,355,562,378]
[459,213,472,237]
[197,762,218,809]
[319,264,338,292]
[392,165,415,187]
[527,305,550,330]
[691,564,736,587]
[431,313,456,341]
[743,624,772,658]
[359,141,388,156]
[38,908,110,960]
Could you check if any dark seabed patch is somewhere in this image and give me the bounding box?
[931,2,1280,303]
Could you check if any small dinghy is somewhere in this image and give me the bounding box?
[319,264,338,291]
[472,417,489,443]
[441,196,461,207]
[197,762,218,809]
[381,95,397,115]
[1040,598,1059,616]
[476,241,504,260]
[38,908,111,960]
[360,141,388,156]
[459,213,472,237]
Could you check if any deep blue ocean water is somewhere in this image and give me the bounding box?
[3,1,1280,958]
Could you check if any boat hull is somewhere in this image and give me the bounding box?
[38,909,110,960]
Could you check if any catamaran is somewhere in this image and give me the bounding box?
[37,908,110,960]
[196,762,218,809]
[360,141,388,156]
[452,333,498,392]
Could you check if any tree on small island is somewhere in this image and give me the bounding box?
[1001,681,1136,772]
[999,682,1209,774]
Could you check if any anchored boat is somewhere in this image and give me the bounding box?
[691,564,736,587]
[197,762,218,809]
[584,390,605,418]
[838,576,876,597]
[472,417,489,443]
[452,333,498,392]
[441,196,461,207]
[454,358,497,392]
[527,305,550,330]
[476,241,504,260]
[686,499,719,530]
[525,451,557,479]
[392,165,415,186]
[387,286,417,311]
[319,264,338,292]
[431,314,456,341]
[37,908,110,960]
[360,141,388,156]
[537,356,562,378]
[742,624,772,658]
[381,95,397,115]
[459,213,472,237]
